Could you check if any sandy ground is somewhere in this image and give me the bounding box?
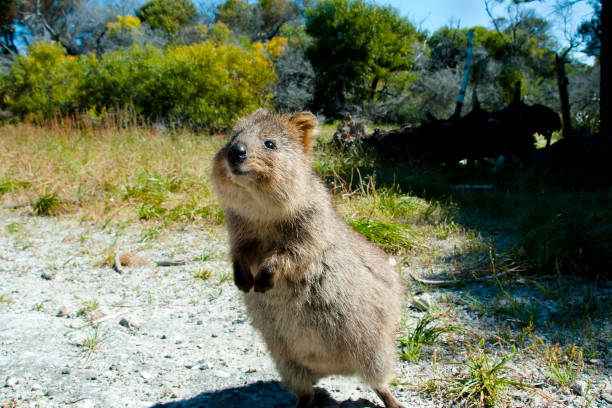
[1,212,610,408]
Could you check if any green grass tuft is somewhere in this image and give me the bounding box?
[399,314,460,362]
[33,192,61,216]
[446,341,528,407]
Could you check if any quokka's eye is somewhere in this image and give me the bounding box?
[264,140,276,150]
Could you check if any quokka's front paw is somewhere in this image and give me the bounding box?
[233,260,254,293]
[254,264,275,293]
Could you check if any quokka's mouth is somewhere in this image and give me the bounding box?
[226,159,250,176]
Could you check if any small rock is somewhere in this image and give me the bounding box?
[57,307,68,317]
[160,334,167,340]
[412,293,434,311]
[32,383,42,391]
[196,320,203,325]
[601,392,612,404]
[119,316,140,330]
[61,369,70,375]
[141,371,153,381]
[214,370,231,378]
[44,390,53,397]
[41,271,55,280]
[572,380,588,396]
[246,367,257,373]
[5,376,19,388]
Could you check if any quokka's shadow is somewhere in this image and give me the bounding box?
[150,380,384,408]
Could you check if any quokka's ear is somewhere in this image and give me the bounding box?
[289,112,318,154]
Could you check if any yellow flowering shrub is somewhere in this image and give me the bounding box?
[107,15,142,36]
[1,40,277,129]
[0,42,85,122]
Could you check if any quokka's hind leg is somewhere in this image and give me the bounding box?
[362,342,404,408]
[373,386,405,408]
[274,359,315,408]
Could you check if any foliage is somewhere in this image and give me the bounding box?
[107,15,142,36]
[0,40,277,129]
[136,0,198,37]
[518,201,611,279]
[447,342,527,407]
[269,26,315,111]
[425,21,556,108]
[578,0,601,57]
[0,0,18,55]
[215,0,301,41]
[0,42,85,121]
[305,0,421,114]
[33,192,62,216]
[399,314,460,362]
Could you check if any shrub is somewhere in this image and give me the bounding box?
[1,40,277,129]
[0,42,86,122]
[82,42,276,128]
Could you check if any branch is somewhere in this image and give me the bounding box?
[484,0,512,49]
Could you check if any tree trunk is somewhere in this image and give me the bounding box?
[452,29,474,120]
[369,76,379,103]
[601,0,610,135]
[556,53,573,138]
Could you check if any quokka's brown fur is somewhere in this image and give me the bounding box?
[212,108,405,408]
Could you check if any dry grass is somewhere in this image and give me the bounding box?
[0,122,226,226]
[1,121,609,407]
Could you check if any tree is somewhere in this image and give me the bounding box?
[272,25,315,111]
[305,0,420,115]
[600,0,609,135]
[215,0,302,41]
[136,0,198,37]
[578,0,601,57]
[0,0,18,56]
[15,0,130,56]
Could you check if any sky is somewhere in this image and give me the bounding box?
[379,0,596,60]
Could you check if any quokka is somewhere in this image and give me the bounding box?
[212,108,405,408]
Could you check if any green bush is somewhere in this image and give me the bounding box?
[0,42,86,122]
[1,40,277,129]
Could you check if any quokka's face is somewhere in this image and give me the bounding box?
[212,109,318,216]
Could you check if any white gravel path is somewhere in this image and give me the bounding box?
[1,212,610,408]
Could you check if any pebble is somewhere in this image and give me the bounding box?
[141,371,153,381]
[571,380,588,396]
[411,293,434,311]
[214,370,231,378]
[56,307,68,317]
[40,271,55,280]
[61,369,70,375]
[119,316,140,329]
[5,376,19,388]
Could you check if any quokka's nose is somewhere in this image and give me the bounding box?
[228,144,247,166]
